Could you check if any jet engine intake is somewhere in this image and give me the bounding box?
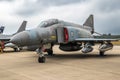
[99,43,113,52]
[59,43,82,51]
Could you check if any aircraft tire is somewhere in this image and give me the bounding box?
[38,56,46,63]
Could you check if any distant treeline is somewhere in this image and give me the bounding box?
[94,34,120,39]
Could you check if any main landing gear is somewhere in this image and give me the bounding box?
[99,51,105,56]
[46,49,53,56]
[46,43,54,56]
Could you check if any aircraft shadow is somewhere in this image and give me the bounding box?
[3,50,28,53]
[46,53,120,60]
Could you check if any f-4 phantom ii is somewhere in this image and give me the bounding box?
[10,14,119,63]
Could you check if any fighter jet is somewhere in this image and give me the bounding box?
[0,21,27,51]
[10,14,119,63]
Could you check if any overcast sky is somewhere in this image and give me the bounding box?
[0,0,120,34]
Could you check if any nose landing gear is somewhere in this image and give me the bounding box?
[37,47,46,63]
[37,43,53,63]
[38,56,46,63]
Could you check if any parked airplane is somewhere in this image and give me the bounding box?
[10,15,119,63]
[0,21,27,51]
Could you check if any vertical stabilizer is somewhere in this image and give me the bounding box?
[16,21,27,33]
[0,26,5,34]
[83,14,94,34]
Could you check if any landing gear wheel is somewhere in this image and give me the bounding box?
[99,51,105,56]
[38,56,46,63]
[47,49,53,56]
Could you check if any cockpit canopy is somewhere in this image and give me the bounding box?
[38,19,59,28]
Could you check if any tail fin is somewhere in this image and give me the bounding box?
[16,20,27,33]
[83,14,94,34]
[0,26,5,34]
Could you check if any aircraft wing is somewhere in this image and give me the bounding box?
[0,35,11,41]
[75,38,118,42]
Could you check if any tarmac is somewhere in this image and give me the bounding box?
[0,45,120,80]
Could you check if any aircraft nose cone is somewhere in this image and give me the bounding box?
[10,31,29,46]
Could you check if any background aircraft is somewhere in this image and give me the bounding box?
[10,14,119,63]
[0,26,5,34]
[0,21,27,51]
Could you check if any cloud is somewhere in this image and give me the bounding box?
[0,0,120,34]
[0,0,14,2]
[88,0,120,34]
[95,12,120,34]
[36,0,84,6]
[94,0,120,13]
[14,0,86,16]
